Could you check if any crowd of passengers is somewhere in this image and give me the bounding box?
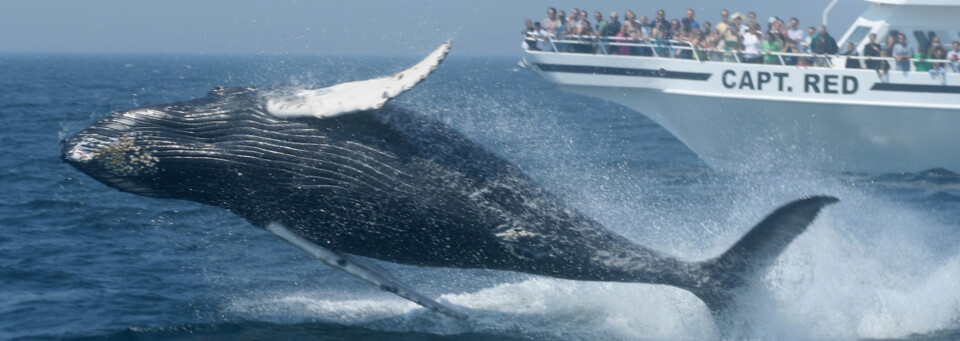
[523,7,960,74]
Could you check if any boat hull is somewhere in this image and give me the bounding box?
[525,51,960,173]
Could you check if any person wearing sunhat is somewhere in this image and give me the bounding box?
[723,12,745,61]
[730,12,745,26]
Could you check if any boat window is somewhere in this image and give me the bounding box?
[846,26,872,45]
[913,30,928,48]
[909,30,955,48]
[929,30,952,44]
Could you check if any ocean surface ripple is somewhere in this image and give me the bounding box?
[1,54,958,340]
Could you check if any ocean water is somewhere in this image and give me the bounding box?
[1,52,959,340]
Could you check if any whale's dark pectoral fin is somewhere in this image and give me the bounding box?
[694,195,839,314]
[265,222,468,320]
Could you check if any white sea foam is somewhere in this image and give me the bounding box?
[227,292,419,323]
[225,278,717,339]
[225,60,959,339]
[690,169,960,339]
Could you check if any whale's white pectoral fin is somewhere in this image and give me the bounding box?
[265,222,468,319]
[266,42,452,119]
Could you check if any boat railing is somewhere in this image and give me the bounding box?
[524,33,959,73]
[838,55,955,72]
[533,34,708,60]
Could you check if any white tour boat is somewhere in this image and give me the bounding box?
[522,0,959,173]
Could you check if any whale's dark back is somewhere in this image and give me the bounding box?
[63,86,630,274]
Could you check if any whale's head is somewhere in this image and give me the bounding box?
[62,42,451,209]
[63,108,169,197]
[61,86,270,202]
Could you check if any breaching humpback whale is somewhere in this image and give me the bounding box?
[61,42,837,320]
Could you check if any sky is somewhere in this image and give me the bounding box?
[0,0,868,57]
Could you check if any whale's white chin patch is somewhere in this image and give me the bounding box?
[265,42,451,119]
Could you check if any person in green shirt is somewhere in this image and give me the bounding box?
[594,12,610,37]
[652,24,672,57]
[762,31,782,64]
[914,45,932,72]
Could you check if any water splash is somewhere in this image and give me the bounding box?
[219,57,960,339]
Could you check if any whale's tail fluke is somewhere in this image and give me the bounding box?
[690,195,839,314]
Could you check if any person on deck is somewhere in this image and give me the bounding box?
[948,41,960,72]
[523,19,539,51]
[702,26,722,61]
[615,23,634,56]
[929,41,947,75]
[597,12,620,54]
[803,26,815,52]
[783,18,804,65]
[674,18,697,59]
[781,39,801,65]
[554,12,568,52]
[786,18,805,52]
[810,25,838,67]
[741,12,758,35]
[669,19,681,40]
[762,31,782,64]
[654,9,667,31]
[863,33,886,75]
[768,18,786,45]
[685,9,700,30]
[893,33,914,71]
[636,15,653,56]
[601,11,620,37]
[652,23,673,57]
[594,11,609,37]
[577,10,592,35]
[840,42,861,69]
[715,9,730,37]
[914,45,932,72]
[542,7,558,35]
[535,22,556,52]
[567,8,581,34]
[723,13,744,62]
[741,23,763,64]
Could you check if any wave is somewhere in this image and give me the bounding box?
[221,279,715,340]
[41,321,532,341]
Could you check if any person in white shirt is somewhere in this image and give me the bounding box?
[535,22,556,52]
[638,15,652,38]
[786,18,805,52]
[948,41,960,73]
[741,23,763,63]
